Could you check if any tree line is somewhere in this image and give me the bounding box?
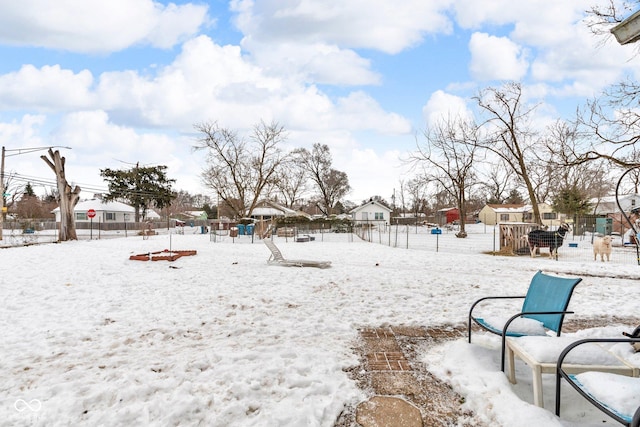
[193,120,351,219]
[408,81,640,238]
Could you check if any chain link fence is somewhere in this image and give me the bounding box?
[352,219,640,266]
[3,216,639,266]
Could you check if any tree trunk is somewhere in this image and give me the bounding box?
[41,149,81,241]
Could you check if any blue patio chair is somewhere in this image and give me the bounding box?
[555,336,640,426]
[468,270,582,371]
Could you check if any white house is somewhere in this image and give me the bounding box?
[590,194,640,215]
[52,199,136,223]
[350,200,392,224]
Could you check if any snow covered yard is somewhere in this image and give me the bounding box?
[1,225,639,426]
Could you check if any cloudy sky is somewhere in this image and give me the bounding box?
[1,0,639,204]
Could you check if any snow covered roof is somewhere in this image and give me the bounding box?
[349,200,392,214]
[484,203,550,213]
[52,199,135,213]
[251,200,299,217]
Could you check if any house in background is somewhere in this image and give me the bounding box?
[52,199,136,223]
[590,194,640,215]
[350,199,392,225]
[478,203,558,226]
[250,200,307,221]
[171,210,208,226]
[183,210,208,220]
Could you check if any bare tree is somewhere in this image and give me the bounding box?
[275,152,308,209]
[396,180,408,216]
[14,183,51,220]
[474,83,545,224]
[41,148,81,241]
[574,91,640,169]
[541,120,614,198]
[297,143,351,216]
[1,172,23,220]
[482,162,515,204]
[194,120,287,218]
[409,115,482,238]
[577,2,640,168]
[406,177,429,223]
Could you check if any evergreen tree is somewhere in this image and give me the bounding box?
[552,186,591,217]
[24,182,36,197]
[505,189,524,204]
[100,164,176,222]
[202,203,217,219]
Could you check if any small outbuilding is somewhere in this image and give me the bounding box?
[350,200,392,225]
[436,207,459,225]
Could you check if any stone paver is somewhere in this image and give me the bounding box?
[356,396,422,427]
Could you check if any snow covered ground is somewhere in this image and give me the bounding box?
[1,224,639,426]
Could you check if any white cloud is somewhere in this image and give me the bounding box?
[452,0,639,98]
[0,35,410,137]
[453,0,584,34]
[0,115,47,148]
[339,147,405,202]
[422,90,473,127]
[469,33,529,81]
[243,41,381,86]
[0,0,208,53]
[50,110,206,196]
[0,65,94,110]
[334,92,412,134]
[231,0,454,54]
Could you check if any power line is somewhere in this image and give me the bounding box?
[10,173,177,199]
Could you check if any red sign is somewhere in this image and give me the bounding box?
[87,209,96,218]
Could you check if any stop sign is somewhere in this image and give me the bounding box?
[87,209,96,218]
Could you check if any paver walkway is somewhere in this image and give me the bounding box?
[335,324,479,427]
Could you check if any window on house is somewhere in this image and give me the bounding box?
[543,212,557,220]
[105,212,116,221]
[76,212,87,220]
[523,213,532,221]
[374,212,384,220]
[500,214,509,221]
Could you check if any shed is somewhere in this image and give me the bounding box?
[436,207,459,225]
